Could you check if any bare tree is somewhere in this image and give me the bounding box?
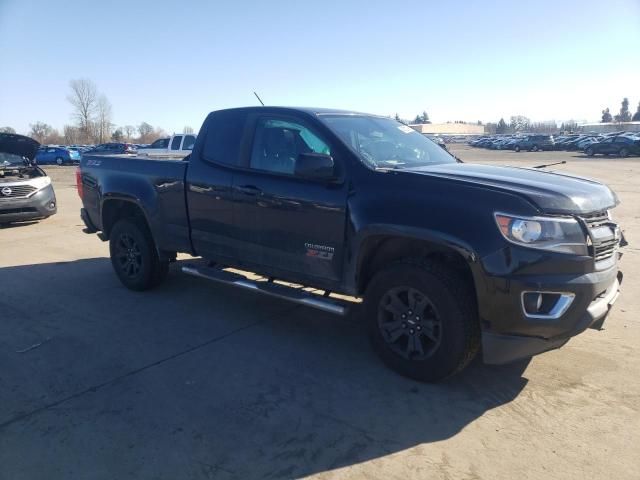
[0,126,16,134]
[63,125,80,145]
[111,128,124,142]
[67,79,98,142]
[138,122,154,143]
[29,122,53,143]
[183,126,194,134]
[43,129,64,145]
[123,125,136,141]
[96,95,113,143]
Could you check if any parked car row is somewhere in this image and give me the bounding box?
[470,131,640,157]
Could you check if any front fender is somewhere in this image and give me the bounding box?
[344,224,486,296]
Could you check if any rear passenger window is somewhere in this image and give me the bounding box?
[171,136,182,150]
[202,110,248,166]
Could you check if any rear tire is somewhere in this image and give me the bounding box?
[515,146,521,152]
[532,145,539,152]
[55,157,64,166]
[619,148,629,158]
[586,147,595,157]
[109,218,169,291]
[364,259,480,382]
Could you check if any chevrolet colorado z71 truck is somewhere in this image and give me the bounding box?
[78,107,625,381]
[1,133,57,224]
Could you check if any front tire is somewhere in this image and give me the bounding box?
[514,145,521,152]
[586,147,595,157]
[364,260,480,382]
[109,218,169,291]
[619,148,629,158]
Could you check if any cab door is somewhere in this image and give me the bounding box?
[232,114,348,282]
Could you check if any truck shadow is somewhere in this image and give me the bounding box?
[0,257,529,479]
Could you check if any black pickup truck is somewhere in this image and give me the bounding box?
[78,107,624,381]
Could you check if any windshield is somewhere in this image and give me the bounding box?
[0,152,27,168]
[320,115,456,169]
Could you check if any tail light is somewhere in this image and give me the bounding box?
[76,167,83,199]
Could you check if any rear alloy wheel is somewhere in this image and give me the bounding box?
[109,218,169,291]
[586,147,595,157]
[365,260,480,382]
[55,157,64,166]
[619,148,629,158]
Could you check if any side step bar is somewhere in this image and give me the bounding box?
[182,264,348,316]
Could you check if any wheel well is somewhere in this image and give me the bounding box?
[356,236,476,297]
[101,200,148,238]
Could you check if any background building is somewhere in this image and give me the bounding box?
[410,123,485,135]
[579,122,640,133]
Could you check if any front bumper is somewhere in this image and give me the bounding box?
[478,241,623,364]
[482,272,622,364]
[0,184,57,223]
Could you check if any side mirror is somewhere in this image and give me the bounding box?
[294,152,335,180]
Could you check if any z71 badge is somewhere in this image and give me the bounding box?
[305,243,334,260]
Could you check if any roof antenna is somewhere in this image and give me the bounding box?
[253,91,265,106]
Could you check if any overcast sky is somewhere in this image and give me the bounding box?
[1,0,639,135]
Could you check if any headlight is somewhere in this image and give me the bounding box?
[30,176,52,190]
[495,212,588,255]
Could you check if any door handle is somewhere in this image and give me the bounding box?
[236,185,263,196]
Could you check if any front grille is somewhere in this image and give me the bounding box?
[0,207,37,215]
[579,210,618,263]
[0,185,37,198]
[594,238,618,261]
[581,211,610,228]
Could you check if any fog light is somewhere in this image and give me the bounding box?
[49,202,56,209]
[523,292,543,313]
[521,291,575,319]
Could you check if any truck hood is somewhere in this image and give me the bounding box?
[407,163,618,214]
[0,133,40,162]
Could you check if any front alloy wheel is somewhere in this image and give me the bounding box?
[377,286,442,360]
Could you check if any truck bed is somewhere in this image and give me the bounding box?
[80,155,191,254]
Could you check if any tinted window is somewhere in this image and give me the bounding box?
[202,110,248,166]
[150,138,169,149]
[171,136,182,150]
[183,135,196,150]
[250,117,330,175]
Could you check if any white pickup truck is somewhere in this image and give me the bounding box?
[137,133,196,158]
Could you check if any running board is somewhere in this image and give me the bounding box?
[182,264,348,316]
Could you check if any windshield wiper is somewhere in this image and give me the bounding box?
[532,161,566,169]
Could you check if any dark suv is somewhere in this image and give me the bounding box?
[513,135,555,152]
[585,136,640,158]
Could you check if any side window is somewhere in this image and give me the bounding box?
[183,135,196,150]
[201,110,248,166]
[249,117,330,175]
[171,136,182,150]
